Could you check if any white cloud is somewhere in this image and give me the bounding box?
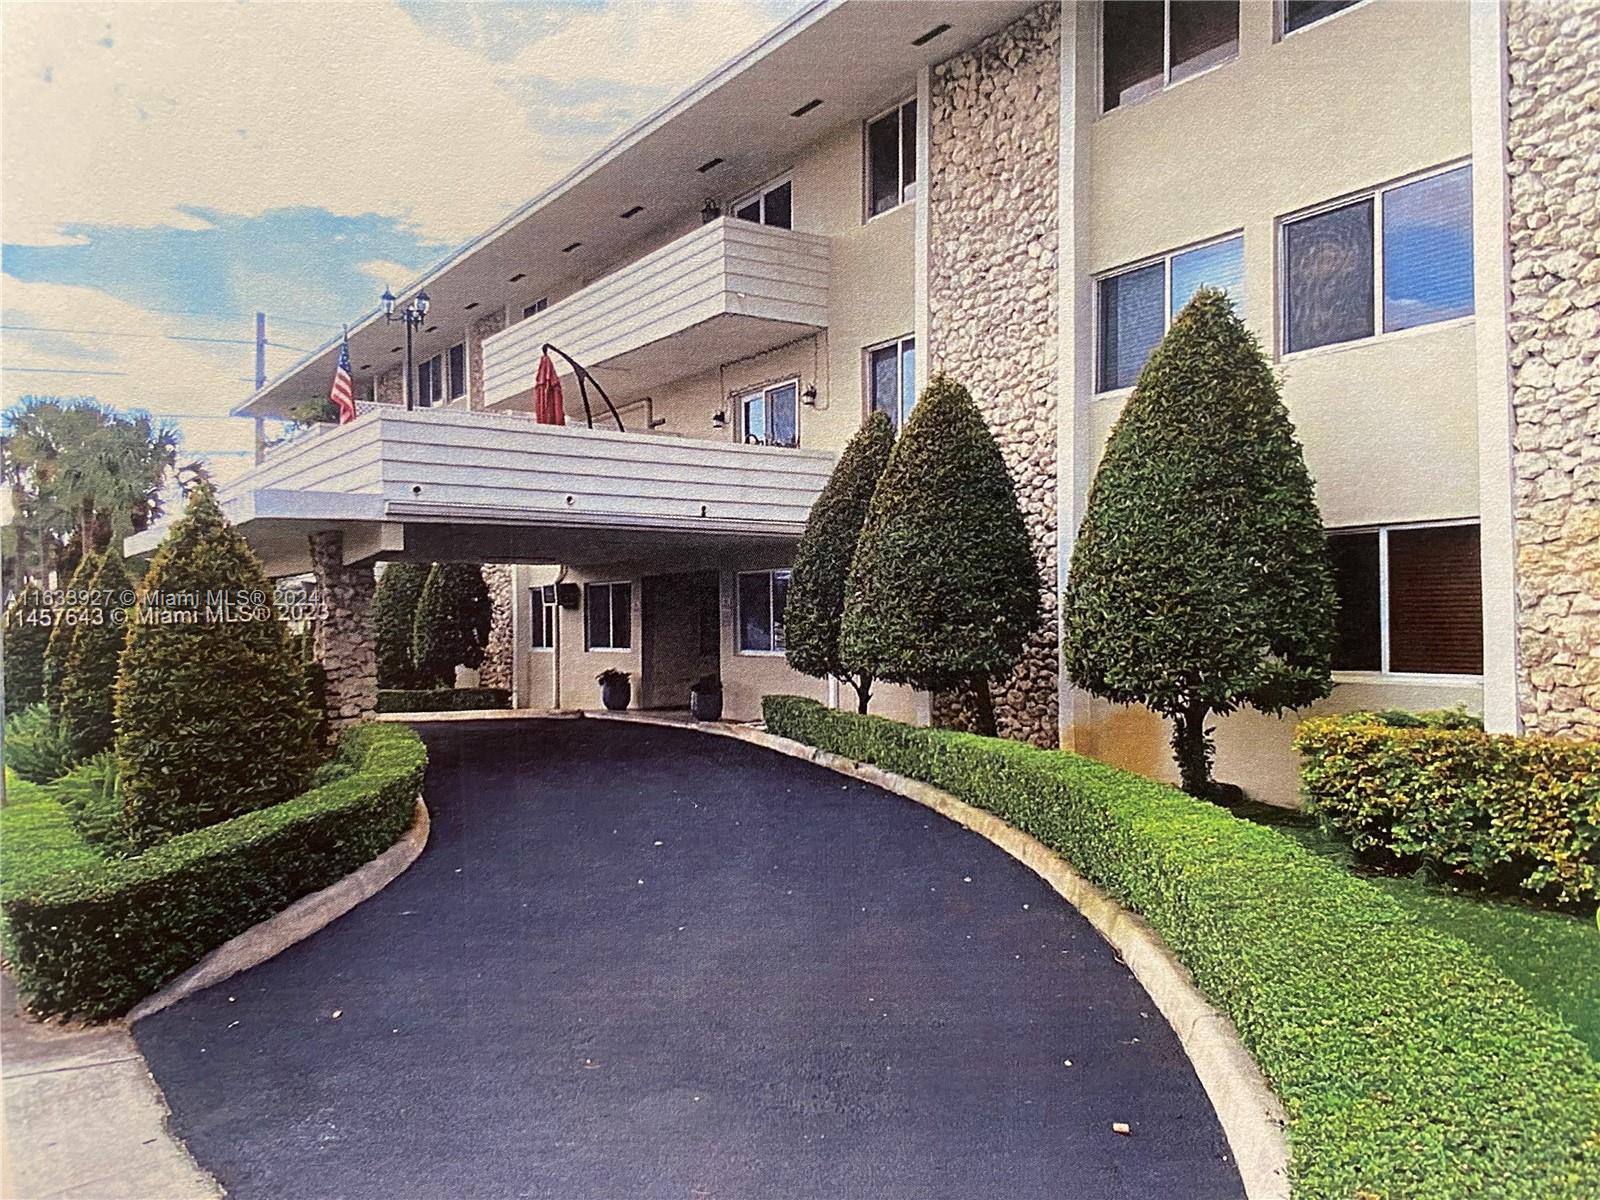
[1,1,793,248]
[356,259,428,288]
[1,274,274,486]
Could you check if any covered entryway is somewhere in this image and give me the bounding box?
[640,570,720,709]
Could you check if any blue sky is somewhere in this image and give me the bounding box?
[1,0,805,474]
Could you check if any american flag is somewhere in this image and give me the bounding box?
[330,335,357,423]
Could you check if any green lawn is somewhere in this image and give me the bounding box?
[1236,800,1600,1058]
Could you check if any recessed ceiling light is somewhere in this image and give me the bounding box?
[464,301,480,310]
[697,156,724,173]
[390,346,402,353]
[562,241,582,253]
[789,98,822,118]
[912,23,951,46]
[619,205,644,219]
[508,272,526,282]
[359,363,372,371]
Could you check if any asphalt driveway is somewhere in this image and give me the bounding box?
[134,719,1245,1199]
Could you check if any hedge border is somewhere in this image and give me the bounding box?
[761,696,1600,1200]
[0,722,427,1019]
[376,687,511,714]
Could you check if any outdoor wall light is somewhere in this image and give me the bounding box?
[802,384,818,406]
[711,409,728,430]
[380,287,433,410]
[701,199,720,224]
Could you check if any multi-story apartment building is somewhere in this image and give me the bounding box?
[128,0,1599,806]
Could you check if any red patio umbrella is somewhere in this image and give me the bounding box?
[533,351,566,426]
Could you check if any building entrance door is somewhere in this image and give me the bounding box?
[640,570,721,709]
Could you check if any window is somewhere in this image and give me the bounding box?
[529,585,556,651]
[448,342,466,401]
[1096,233,1244,392]
[523,297,547,320]
[1282,0,1361,36]
[733,178,792,230]
[867,335,916,428]
[866,99,916,217]
[1102,1,1239,113]
[1283,165,1473,354]
[1327,522,1483,676]
[585,582,631,651]
[739,379,799,447]
[737,570,790,653]
[416,353,444,407]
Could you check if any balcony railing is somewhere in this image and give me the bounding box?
[481,216,830,408]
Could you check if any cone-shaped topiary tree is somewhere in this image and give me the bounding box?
[411,563,493,688]
[4,583,52,715]
[43,552,100,715]
[1062,288,1337,798]
[373,562,429,688]
[840,372,1041,736]
[116,486,317,846]
[60,550,134,761]
[785,411,896,712]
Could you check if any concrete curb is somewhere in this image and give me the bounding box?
[128,795,430,1023]
[375,708,581,723]
[592,711,1292,1200]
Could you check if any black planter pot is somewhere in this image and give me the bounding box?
[689,685,723,722]
[600,676,631,711]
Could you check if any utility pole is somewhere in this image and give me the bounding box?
[253,312,267,465]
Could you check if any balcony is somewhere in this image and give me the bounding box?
[126,406,836,575]
[481,217,831,408]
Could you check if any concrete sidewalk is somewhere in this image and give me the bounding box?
[1,972,217,1200]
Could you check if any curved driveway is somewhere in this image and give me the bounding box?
[134,719,1244,1199]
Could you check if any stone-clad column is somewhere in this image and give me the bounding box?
[1503,0,1600,741]
[480,564,514,689]
[927,3,1062,748]
[308,531,377,731]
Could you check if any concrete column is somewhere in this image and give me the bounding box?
[308,531,377,731]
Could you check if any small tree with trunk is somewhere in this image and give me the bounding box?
[840,373,1040,736]
[60,550,134,761]
[116,486,316,845]
[411,563,493,688]
[785,412,895,712]
[374,562,429,688]
[1061,288,1336,798]
[4,583,51,715]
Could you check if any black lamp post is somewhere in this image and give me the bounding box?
[380,286,431,411]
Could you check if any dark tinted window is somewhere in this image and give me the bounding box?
[763,181,792,230]
[1328,531,1381,671]
[448,343,466,400]
[1171,2,1238,82]
[1284,199,1374,352]
[867,109,901,216]
[1103,1,1164,111]
[738,572,773,652]
[1388,525,1482,674]
[769,382,798,449]
[1283,0,1360,35]
[900,100,917,190]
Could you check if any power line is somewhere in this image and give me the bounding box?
[0,324,312,353]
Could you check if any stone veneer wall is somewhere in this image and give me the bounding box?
[308,531,377,732]
[480,564,515,690]
[1505,0,1600,740]
[927,2,1061,748]
[469,309,508,408]
[375,366,403,406]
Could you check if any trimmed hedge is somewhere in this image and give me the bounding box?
[376,687,511,714]
[1296,713,1599,904]
[0,722,426,1019]
[762,695,1600,1200]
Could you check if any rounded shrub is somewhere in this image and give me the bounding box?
[411,563,492,688]
[1062,288,1337,797]
[373,562,429,689]
[59,551,134,762]
[785,411,895,712]
[4,583,52,715]
[839,372,1040,735]
[115,486,317,847]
